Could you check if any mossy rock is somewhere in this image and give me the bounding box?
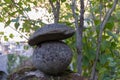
[8,69,88,80]
[8,58,37,80]
[8,56,88,80]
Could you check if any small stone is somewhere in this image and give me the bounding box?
[28,23,75,46]
[32,41,73,75]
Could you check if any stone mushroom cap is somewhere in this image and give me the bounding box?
[28,23,75,46]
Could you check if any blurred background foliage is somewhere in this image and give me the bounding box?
[0,0,120,79]
[7,54,28,73]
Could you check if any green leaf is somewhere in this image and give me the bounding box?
[64,13,73,19]
[5,20,11,27]
[33,1,37,5]
[24,7,31,12]
[99,67,107,74]
[111,42,117,48]
[22,20,31,32]
[86,49,95,61]
[109,61,116,67]
[105,22,114,30]
[106,30,118,41]
[0,32,4,35]
[4,36,8,41]
[17,9,23,14]
[0,17,4,22]
[94,19,100,25]
[108,57,116,67]
[15,22,20,29]
[51,0,56,2]
[107,57,114,62]
[99,54,108,65]
[9,34,14,39]
[33,26,40,31]
[101,41,111,51]
[4,0,11,3]
[102,35,109,39]
[82,56,89,67]
[16,42,19,45]
[96,62,102,70]
[24,46,29,50]
[11,17,19,22]
[115,11,120,20]
[61,0,66,2]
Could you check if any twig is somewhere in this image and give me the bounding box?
[4,1,29,40]
[88,0,96,30]
[99,2,102,21]
[88,0,95,20]
[90,0,118,80]
[9,25,29,40]
[49,0,60,23]
[71,0,79,27]
[11,0,36,26]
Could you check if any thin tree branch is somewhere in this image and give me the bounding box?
[88,0,96,30]
[49,0,60,23]
[9,25,29,40]
[71,0,84,75]
[49,0,55,11]
[71,0,79,28]
[99,2,102,22]
[88,0,95,20]
[101,0,118,30]
[77,0,84,74]
[49,0,56,17]
[90,0,118,80]
[12,0,36,27]
[55,0,60,23]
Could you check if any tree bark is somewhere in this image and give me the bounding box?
[49,0,60,23]
[71,0,84,75]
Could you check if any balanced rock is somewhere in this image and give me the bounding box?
[32,41,73,75]
[28,23,75,46]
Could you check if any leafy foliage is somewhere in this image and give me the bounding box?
[0,0,120,79]
[7,54,28,73]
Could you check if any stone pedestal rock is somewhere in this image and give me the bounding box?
[32,41,73,75]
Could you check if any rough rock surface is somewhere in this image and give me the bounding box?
[9,69,88,80]
[28,23,75,46]
[32,41,73,75]
[0,55,8,74]
[0,71,7,80]
[0,55,8,80]
[8,58,88,80]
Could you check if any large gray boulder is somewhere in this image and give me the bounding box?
[28,23,75,46]
[32,41,73,75]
